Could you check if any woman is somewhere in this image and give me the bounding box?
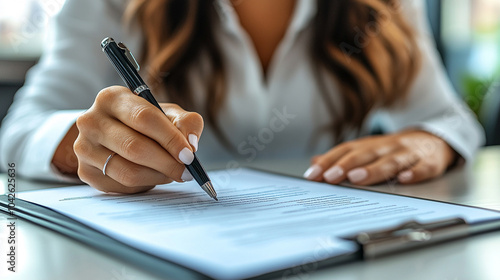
[0,0,483,194]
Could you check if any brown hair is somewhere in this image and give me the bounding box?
[126,0,421,146]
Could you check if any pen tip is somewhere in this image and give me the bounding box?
[201,181,218,201]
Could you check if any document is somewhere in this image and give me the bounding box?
[16,169,500,279]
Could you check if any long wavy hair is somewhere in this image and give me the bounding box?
[125,0,421,147]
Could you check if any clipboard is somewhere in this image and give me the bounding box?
[0,196,209,279]
[1,168,500,279]
[0,196,361,280]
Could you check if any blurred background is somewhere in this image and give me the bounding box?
[0,0,499,144]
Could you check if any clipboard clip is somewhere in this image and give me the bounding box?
[351,218,469,259]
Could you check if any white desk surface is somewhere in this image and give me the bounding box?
[1,147,499,280]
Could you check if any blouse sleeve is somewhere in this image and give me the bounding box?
[377,0,485,162]
[0,0,133,181]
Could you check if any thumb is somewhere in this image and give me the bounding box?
[161,103,204,152]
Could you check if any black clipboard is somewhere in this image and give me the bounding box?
[2,169,500,279]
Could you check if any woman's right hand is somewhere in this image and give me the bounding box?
[74,86,203,194]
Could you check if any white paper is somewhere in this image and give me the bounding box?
[17,169,500,279]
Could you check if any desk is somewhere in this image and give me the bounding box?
[1,147,500,280]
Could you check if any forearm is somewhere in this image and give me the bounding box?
[51,123,79,175]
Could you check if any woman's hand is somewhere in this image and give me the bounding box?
[73,86,203,194]
[304,130,457,185]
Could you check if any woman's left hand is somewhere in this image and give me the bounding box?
[304,130,457,185]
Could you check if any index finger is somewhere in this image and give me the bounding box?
[304,143,351,181]
[96,86,195,165]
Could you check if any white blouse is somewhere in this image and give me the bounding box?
[0,0,484,182]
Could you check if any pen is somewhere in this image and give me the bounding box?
[101,37,217,201]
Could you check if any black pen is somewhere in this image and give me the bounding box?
[101,37,217,201]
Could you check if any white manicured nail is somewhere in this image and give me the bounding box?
[188,134,198,152]
[324,166,344,182]
[398,170,413,182]
[347,168,368,183]
[179,147,194,165]
[303,165,322,180]
[181,168,194,181]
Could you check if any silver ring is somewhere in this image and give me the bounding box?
[103,153,117,176]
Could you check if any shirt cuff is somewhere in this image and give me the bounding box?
[19,110,85,183]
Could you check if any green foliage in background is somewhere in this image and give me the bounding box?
[462,74,494,118]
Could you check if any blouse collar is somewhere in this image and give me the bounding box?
[213,0,317,36]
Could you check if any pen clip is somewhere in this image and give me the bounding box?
[117,42,140,72]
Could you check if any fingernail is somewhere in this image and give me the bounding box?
[179,147,194,165]
[188,134,198,152]
[303,165,322,180]
[323,166,344,182]
[181,168,194,181]
[398,170,413,182]
[347,168,368,183]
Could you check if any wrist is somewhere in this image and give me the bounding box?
[398,129,458,168]
[51,123,79,175]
